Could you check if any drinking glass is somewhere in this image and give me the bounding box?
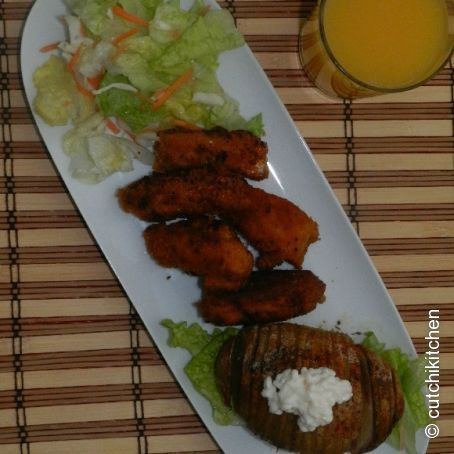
[299,0,454,99]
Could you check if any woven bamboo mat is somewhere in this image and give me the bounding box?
[1,0,453,453]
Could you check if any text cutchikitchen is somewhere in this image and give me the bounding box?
[425,309,440,419]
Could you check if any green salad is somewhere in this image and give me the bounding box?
[33,0,263,183]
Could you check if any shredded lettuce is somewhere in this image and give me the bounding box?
[154,11,244,70]
[118,0,159,20]
[149,0,202,44]
[362,332,430,454]
[78,0,263,135]
[114,53,164,94]
[161,319,238,425]
[62,113,150,183]
[65,0,117,36]
[97,74,165,132]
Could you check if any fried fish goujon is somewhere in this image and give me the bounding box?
[199,270,325,325]
[153,127,268,180]
[144,217,253,291]
[117,169,319,268]
[216,323,404,454]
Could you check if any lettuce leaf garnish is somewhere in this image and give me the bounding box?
[362,332,430,454]
[161,319,238,425]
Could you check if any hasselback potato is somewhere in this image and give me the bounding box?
[215,323,404,454]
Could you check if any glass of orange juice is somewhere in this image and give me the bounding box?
[300,0,454,99]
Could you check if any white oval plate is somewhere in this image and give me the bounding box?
[21,1,427,453]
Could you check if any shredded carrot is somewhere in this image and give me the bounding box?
[67,61,93,98]
[75,81,93,98]
[106,118,121,134]
[152,68,193,111]
[40,41,61,53]
[112,6,149,28]
[171,118,202,130]
[67,45,82,72]
[66,46,93,98]
[113,27,140,45]
[113,43,130,59]
[87,72,105,90]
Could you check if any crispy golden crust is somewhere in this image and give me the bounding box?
[216,323,404,454]
[144,217,253,291]
[153,127,268,180]
[198,270,325,325]
[117,169,250,221]
[227,190,319,269]
[117,169,319,268]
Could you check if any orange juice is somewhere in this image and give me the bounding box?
[300,0,454,98]
[323,0,450,89]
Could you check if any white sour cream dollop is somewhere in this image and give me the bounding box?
[261,367,353,432]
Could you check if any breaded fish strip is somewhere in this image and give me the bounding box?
[153,127,268,180]
[198,270,326,325]
[228,189,319,269]
[117,169,248,220]
[117,169,319,268]
[144,217,253,291]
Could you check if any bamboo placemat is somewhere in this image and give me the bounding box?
[1,0,453,453]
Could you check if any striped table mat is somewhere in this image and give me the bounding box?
[1,0,453,453]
